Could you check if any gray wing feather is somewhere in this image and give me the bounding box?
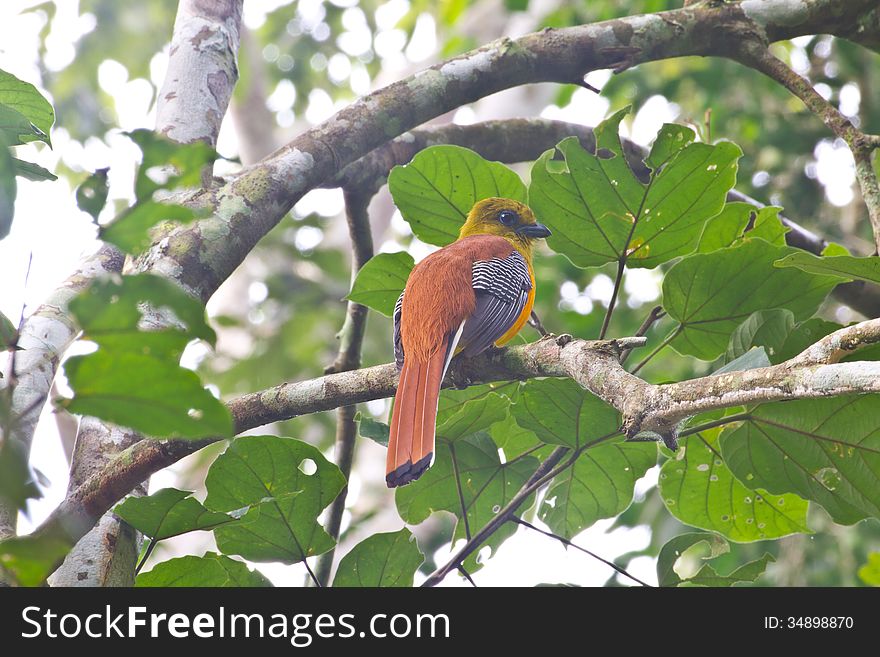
[458,252,531,358]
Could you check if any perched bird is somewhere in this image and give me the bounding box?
[387,197,551,487]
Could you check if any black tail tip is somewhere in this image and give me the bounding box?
[386,452,433,488]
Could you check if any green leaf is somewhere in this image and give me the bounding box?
[100,201,201,255]
[510,378,620,449]
[696,202,753,253]
[721,396,880,525]
[775,318,841,364]
[489,413,544,460]
[0,138,16,239]
[388,145,527,246]
[113,488,235,540]
[205,436,346,564]
[746,206,788,246]
[333,529,424,587]
[136,553,273,587]
[436,381,519,426]
[540,439,656,539]
[126,129,216,201]
[0,532,72,587]
[657,532,728,587]
[775,251,880,286]
[858,552,880,587]
[355,412,390,447]
[529,111,741,269]
[662,239,839,360]
[69,273,217,356]
[436,392,508,441]
[714,347,771,374]
[0,310,16,349]
[0,437,42,512]
[726,309,795,362]
[659,428,810,542]
[62,350,233,439]
[0,104,43,146]
[12,158,56,181]
[395,432,538,571]
[656,531,772,587]
[645,123,696,170]
[75,168,109,221]
[0,69,54,145]
[346,251,414,317]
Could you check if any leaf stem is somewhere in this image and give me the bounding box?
[599,257,626,340]
[630,324,683,374]
[135,538,157,575]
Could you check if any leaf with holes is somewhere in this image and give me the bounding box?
[346,251,414,317]
[510,378,619,449]
[659,428,809,542]
[62,350,233,439]
[136,553,273,587]
[720,396,880,525]
[726,309,795,363]
[0,69,54,145]
[100,201,203,255]
[333,529,424,587]
[206,436,345,564]
[540,439,656,539]
[662,239,839,360]
[657,531,773,587]
[113,488,236,540]
[529,110,741,269]
[395,432,538,572]
[775,251,880,286]
[388,145,527,246]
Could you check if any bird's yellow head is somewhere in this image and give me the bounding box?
[458,197,551,260]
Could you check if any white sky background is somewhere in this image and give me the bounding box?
[0,0,859,587]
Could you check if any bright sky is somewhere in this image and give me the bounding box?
[0,0,859,587]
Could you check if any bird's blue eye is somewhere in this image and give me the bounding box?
[498,210,518,226]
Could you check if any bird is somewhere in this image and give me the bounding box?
[386,197,551,487]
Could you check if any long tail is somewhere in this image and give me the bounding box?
[386,335,456,488]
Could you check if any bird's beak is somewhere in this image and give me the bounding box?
[517,222,552,239]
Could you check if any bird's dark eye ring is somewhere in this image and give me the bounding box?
[498,209,518,226]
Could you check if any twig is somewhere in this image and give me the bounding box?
[511,516,652,587]
[599,258,626,340]
[619,305,665,365]
[457,565,478,587]
[630,324,682,374]
[449,443,471,540]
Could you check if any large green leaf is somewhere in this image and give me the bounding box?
[510,378,620,449]
[205,436,345,564]
[0,104,43,146]
[136,553,273,587]
[0,69,54,145]
[333,529,424,587]
[388,145,527,246]
[529,111,741,269]
[436,381,519,426]
[656,532,773,587]
[62,350,233,439]
[540,439,656,539]
[395,432,538,571]
[126,129,216,201]
[489,413,544,460]
[100,201,202,255]
[726,309,795,363]
[114,488,236,540]
[70,273,217,357]
[436,392,509,441]
[662,239,839,360]
[775,318,841,364]
[775,251,880,285]
[659,429,809,542]
[696,202,753,253]
[0,531,72,587]
[346,251,413,317]
[720,396,880,525]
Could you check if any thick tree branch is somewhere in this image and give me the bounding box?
[733,40,880,251]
